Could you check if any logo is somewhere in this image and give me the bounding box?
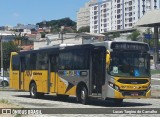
[2,109,11,114]
[26,70,32,77]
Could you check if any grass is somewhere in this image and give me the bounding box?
[0,99,9,104]
[151,69,160,75]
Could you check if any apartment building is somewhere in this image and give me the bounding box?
[90,0,160,33]
[77,0,97,31]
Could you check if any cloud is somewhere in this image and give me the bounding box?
[13,13,20,17]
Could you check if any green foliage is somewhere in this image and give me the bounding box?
[151,69,160,75]
[78,26,90,33]
[112,32,120,38]
[13,32,28,46]
[0,99,9,104]
[37,17,77,33]
[40,32,46,38]
[103,32,120,40]
[127,30,140,41]
[0,41,19,70]
[142,28,160,48]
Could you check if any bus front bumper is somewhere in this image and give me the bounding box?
[114,89,151,99]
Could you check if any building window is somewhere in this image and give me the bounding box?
[94,6,98,10]
[129,12,132,16]
[117,20,121,24]
[117,9,120,13]
[129,23,132,26]
[129,7,132,11]
[129,18,132,22]
[117,15,121,19]
[117,4,120,8]
[117,25,121,29]
[129,1,132,5]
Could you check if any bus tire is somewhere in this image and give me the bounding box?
[113,99,123,105]
[1,81,9,87]
[30,83,38,98]
[78,87,88,105]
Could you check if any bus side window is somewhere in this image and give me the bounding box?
[25,54,30,70]
[21,57,26,72]
[36,53,48,70]
[12,55,20,70]
[51,56,58,72]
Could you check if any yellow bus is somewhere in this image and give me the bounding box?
[10,41,151,104]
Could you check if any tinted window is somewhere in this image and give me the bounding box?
[12,55,20,70]
[73,49,89,70]
[59,51,73,70]
[25,54,36,70]
[25,54,30,70]
[59,49,90,70]
[36,53,48,70]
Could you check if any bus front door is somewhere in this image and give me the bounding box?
[19,57,25,90]
[49,55,58,93]
[91,47,106,96]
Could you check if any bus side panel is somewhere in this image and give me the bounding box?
[20,72,24,90]
[57,76,67,94]
[10,71,20,90]
[57,75,77,96]
[50,72,58,93]
[32,70,48,93]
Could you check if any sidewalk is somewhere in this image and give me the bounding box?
[151,73,160,98]
[151,74,160,78]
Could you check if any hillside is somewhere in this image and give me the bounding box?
[36,17,76,33]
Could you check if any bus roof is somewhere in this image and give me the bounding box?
[18,44,95,56]
[91,40,149,51]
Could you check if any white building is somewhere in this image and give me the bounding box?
[34,33,105,50]
[90,0,160,33]
[77,0,97,31]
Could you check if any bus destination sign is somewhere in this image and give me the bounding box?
[111,42,149,51]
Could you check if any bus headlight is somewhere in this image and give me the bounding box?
[109,82,120,91]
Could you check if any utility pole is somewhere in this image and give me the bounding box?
[0,35,4,87]
[61,26,64,44]
[154,26,159,69]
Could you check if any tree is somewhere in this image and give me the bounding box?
[127,30,140,41]
[78,26,90,33]
[0,41,19,70]
[103,32,120,40]
[13,32,28,46]
[112,32,120,38]
[37,17,76,29]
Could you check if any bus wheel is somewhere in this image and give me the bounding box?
[1,81,8,87]
[78,87,88,105]
[30,83,37,98]
[113,99,123,105]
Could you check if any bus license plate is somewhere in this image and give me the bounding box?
[131,92,139,96]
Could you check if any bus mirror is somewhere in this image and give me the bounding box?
[106,54,110,65]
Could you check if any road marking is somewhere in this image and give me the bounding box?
[151,78,160,81]
[152,85,160,87]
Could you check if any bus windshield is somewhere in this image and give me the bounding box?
[108,51,150,77]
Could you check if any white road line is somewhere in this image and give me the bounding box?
[151,85,160,87]
[151,78,160,80]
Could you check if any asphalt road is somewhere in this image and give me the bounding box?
[0,75,159,117]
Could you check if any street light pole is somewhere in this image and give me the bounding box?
[61,26,64,44]
[0,35,4,87]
